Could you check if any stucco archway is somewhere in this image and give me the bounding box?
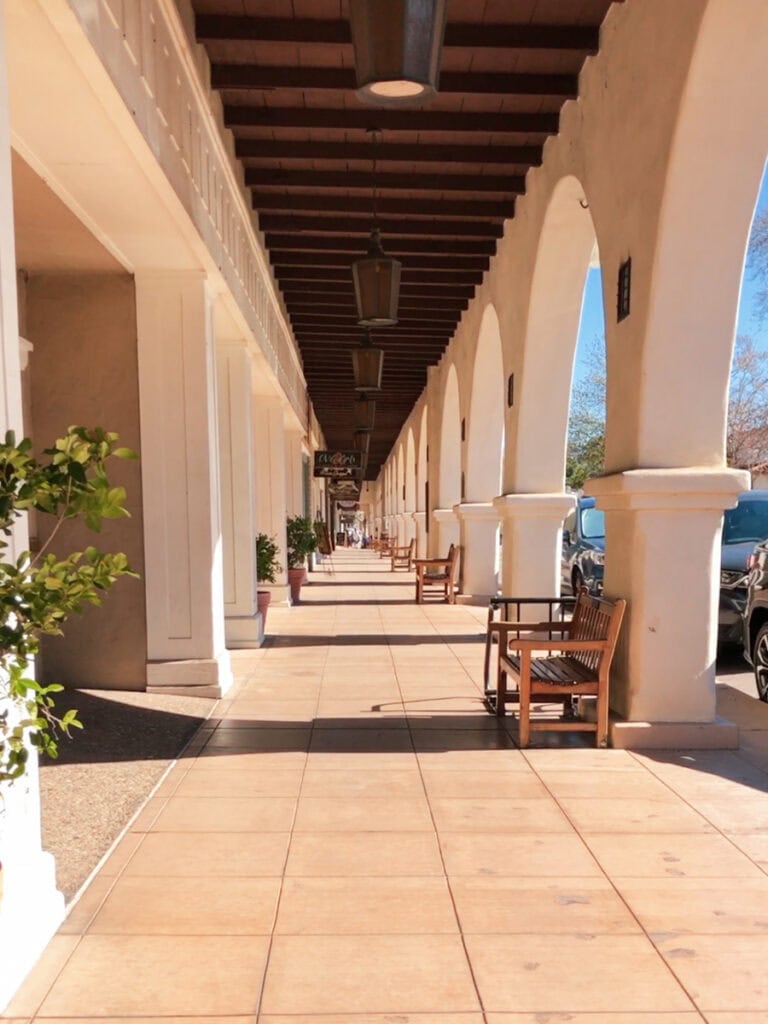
[466,304,504,501]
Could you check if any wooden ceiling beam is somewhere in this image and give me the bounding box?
[197,16,601,52]
[268,234,495,256]
[230,106,557,137]
[259,214,503,238]
[236,139,541,166]
[212,64,578,98]
[274,253,488,271]
[276,266,483,284]
[246,168,522,193]
[279,280,476,298]
[287,304,462,320]
[253,192,514,219]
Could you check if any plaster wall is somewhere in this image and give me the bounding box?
[25,272,147,689]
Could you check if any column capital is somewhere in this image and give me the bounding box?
[585,468,749,512]
[493,492,575,520]
[454,501,500,522]
[412,511,426,523]
[433,506,458,524]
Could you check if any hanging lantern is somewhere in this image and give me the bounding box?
[353,393,376,432]
[351,333,384,391]
[352,228,401,326]
[349,0,448,107]
[353,430,371,455]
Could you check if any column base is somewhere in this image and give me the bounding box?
[0,849,64,1011]
[455,593,494,607]
[610,715,739,750]
[225,612,264,649]
[146,652,233,698]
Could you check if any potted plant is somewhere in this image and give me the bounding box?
[256,532,281,629]
[285,515,317,603]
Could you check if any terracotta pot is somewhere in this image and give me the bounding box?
[257,590,271,630]
[287,566,307,604]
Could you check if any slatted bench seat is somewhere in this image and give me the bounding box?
[487,587,626,747]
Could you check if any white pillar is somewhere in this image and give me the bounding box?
[0,5,64,1004]
[285,427,304,517]
[433,507,460,555]
[455,502,501,603]
[412,511,427,557]
[254,397,289,602]
[494,493,575,596]
[216,339,262,648]
[135,271,232,697]
[586,469,746,748]
[395,512,405,545]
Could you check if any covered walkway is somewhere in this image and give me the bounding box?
[6,550,768,1021]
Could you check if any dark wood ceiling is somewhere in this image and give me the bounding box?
[191,0,619,478]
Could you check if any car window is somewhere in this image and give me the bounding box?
[723,500,768,544]
[580,507,605,540]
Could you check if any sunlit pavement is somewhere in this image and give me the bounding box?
[6,548,768,1022]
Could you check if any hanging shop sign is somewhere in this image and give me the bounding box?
[314,450,363,478]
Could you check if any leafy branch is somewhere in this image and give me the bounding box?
[0,426,138,783]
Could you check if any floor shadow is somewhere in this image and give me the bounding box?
[716,646,750,676]
[264,633,484,647]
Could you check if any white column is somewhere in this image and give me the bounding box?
[493,493,575,596]
[284,427,304,517]
[254,396,289,602]
[455,502,501,603]
[586,469,746,748]
[0,5,64,1004]
[412,511,427,557]
[395,513,405,545]
[135,271,232,697]
[433,507,460,555]
[216,339,262,648]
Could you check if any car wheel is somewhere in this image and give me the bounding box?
[572,568,584,594]
[754,623,768,702]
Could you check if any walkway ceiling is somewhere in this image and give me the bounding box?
[192,0,619,478]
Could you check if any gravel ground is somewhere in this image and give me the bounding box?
[39,688,214,900]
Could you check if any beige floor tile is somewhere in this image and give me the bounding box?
[310,728,414,751]
[690,797,768,833]
[452,876,640,934]
[538,769,681,801]
[705,1015,768,1023]
[314,700,409,726]
[35,1018,257,1024]
[285,831,443,876]
[440,832,602,877]
[4,936,80,1018]
[151,796,296,832]
[193,748,308,769]
[124,831,290,877]
[88,875,280,934]
[615,876,768,934]
[261,934,480,1014]
[655,934,768,1011]
[523,749,646,771]
[422,769,548,800]
[294,796,433,832]
[559,797,715,834]
[37,935,269,1017]
[301,768,425,798]
[261,1017,483,1024]
[173,768,303,798]
[726,831,768,866]
[430,797,573,833]
[485,1016,703,1023]
[205,726,311,748]
[95,831,144,877]
[584,832,765,878]
[466,934,693,1013]
[276,877,458,933]
[59,875,115,934]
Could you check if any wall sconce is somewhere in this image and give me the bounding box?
[349,0,448,107]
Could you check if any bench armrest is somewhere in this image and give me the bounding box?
[502,638,610,653]
[491,619,573,633]
[415,558,451,569]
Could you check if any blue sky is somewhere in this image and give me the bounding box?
[574,163,768,384]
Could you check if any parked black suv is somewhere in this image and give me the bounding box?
[741,514,768,702]
[561,496,604,595]
[721,491,768,650]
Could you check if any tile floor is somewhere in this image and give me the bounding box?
[6,548,768,1023]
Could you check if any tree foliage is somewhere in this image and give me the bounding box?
[566,336,606,490]
[747,208,768,326]
[0,426,138,782]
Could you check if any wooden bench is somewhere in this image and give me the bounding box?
[414,544,460,604]
[488,587,626,747]
[391,538,415,571]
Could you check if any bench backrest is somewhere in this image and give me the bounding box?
[446,544,459,583]
[569,587,626,673]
